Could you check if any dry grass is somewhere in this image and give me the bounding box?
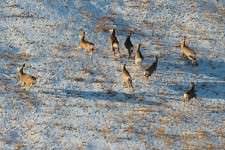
[159,116,171,125]
[73,77,85,82]
[196,129,209,140]
[133,107,156,114]
[1,0,225,149]
[95,16,115,33]
[52,43,74,57]
[0,51,31,63]
[79,8,93,20]
[182,143,218,150]
[124,124,134,134]
[80,67,94,75]
[163,136,174,148]
[15,143,25,150]
[155,127,166,137]
[214,127,225,138]
[181,129,209,142]
[100,126,112,138]
[143,20,154,28]
[77,144,85,150]
[169,111,185,125]
[93,79,104,83]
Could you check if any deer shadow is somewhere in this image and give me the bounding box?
[179,56,225,81]
[167,80,225,100]
[40,87,167,106]
[155,54,225,99]
[158,53,225,81]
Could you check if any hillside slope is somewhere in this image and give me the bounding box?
[0,0,225,149]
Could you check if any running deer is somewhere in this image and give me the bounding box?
[122,64,133,90]
[18,64,37,89]
[180,37,197,65]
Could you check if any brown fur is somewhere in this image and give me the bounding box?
[122,64,133,89]
[180,38,197,65]
[79,31,95,54]
[135,44,144,65]
[110,29,120,56]
[183,82,196,102]
[18,64,37,89]
[144,56,158,79]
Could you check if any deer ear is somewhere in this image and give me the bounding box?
[128,31,133,35]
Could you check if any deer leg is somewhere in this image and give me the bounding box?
[128,49,131,59]
[112,45,116,56]
[123,81,128,88]
[117,47,120,57]
[182,54,187,59]
[20,81,25,86]
[90,53,94,64]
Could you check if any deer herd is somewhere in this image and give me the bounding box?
[17,28,198,103]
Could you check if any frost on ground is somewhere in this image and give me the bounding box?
[0,0,225,149]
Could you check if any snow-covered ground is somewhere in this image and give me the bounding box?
[0,0,225,149]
